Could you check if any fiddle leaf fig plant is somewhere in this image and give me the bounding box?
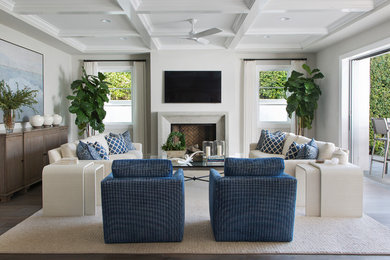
[284,64,324,135]
[67,68,110,136]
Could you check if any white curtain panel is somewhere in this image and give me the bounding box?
[243,60,258,157]
[132,61,147,153]
[83,61,98,76]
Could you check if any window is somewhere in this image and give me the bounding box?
[99,67,132,124]
[257,65,290,124]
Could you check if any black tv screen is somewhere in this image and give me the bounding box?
[164,71,221,103]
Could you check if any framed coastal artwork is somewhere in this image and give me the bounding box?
[0,39,44,122]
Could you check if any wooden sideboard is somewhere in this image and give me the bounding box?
[0,126,68,202]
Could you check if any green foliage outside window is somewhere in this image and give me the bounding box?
[259,71,287,99]
[370,53,390,155]
[103,72,131,100]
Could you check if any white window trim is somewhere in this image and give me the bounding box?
[256,65,292,127]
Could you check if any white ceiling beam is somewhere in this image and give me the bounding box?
[116,0,157,50]
[225,0,271,49]
[246,28,328,35]
[263,0,374,12]
[58,30,140,38]
[135,0,249,14]
[150,30,235,38]
[237,43,304,51]
[12,0,125,14]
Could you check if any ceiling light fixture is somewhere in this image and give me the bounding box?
[280,17,291,21]
[100,19,111,23]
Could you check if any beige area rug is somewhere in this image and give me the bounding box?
[1,181,390,255]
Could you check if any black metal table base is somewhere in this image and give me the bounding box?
[184,175,209,182]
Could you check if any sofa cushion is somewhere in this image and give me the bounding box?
[285,142,305,160]
[89,141,109,160]
[109,151,143,160]
[316,141,336,160]
[260,131,286,154]
[105,135,129,155]
[60,142,77,158]
[249,150,285,159]
[110,131,135,151]
[76,141,101,160]
[224,157,284,177]
[111,159,173,178]
[295,135,311,144]
[296,139,319,159]
[282,133,298,155]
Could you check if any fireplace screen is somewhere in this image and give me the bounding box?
[171,124,216,150]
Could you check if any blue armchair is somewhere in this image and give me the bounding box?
[209,157,297,242]
[101,159,185,243]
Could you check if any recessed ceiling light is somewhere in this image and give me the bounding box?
[263,35,270,39]
[100,19,111,23]
[119,37,128,40]
[280,17,291,21]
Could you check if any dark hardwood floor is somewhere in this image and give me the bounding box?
[1,162,390,260]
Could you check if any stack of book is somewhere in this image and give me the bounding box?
[206,155,225,166]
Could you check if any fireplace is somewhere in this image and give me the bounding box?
[158,112,228,156]
[171,124,216,150]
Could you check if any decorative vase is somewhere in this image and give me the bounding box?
[52,114,62,126]
[43,115,54,127]
[3,109,15,133]
[29,115,44,128]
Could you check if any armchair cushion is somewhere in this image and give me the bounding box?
[112,159,173,178]
[224,157,284,177]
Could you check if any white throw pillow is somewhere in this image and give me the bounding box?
[282,133,298,156]
[316,141,336,160]
[60,142,77,158]
[83,134,110,153]
[295,135,311,144]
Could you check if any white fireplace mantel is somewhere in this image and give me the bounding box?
[157,112,228,157]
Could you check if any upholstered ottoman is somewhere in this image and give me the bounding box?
[42,161,104,216]
[296,162,363,217]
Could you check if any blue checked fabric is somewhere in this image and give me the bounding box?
[112,159,173,178]
[285,141,305,160]
[105,135,129,155]
[101,159,185,243]
[224,157,284,177]
[88,141,109,160]
[296,138,319,159]
[209,160,297,242]
[260,131,286,154]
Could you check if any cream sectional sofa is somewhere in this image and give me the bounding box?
[48,133,142,176]
[249,132,342,177]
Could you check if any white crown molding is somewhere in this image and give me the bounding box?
[83,45,150,54]
[0,0,14,11]
[246,28,328,35]
[236,43,304,51]
[12,0,124,14]
[263,0,374,12]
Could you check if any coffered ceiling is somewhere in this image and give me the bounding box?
[0,0,389,53]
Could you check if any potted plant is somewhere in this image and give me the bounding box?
[162,131,187,158]
[0,80,38,133]
[67,68,110,136]
[284,64,324,136]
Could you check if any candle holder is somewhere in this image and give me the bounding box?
[213,140,226,157]
[202,141,214,160]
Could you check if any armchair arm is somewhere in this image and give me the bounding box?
[209,169,222,228]
[173,168,184,181]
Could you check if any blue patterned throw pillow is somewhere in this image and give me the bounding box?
[110,131,135,151]
[256,130,283,150]
[296,139,319,159]
[88,141,109,160]
[285,142,305,160]
[260,131,286,154]
[76,141,101,160]
[105,135,129,155]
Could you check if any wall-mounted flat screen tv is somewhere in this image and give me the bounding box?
[164,71,221,103]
